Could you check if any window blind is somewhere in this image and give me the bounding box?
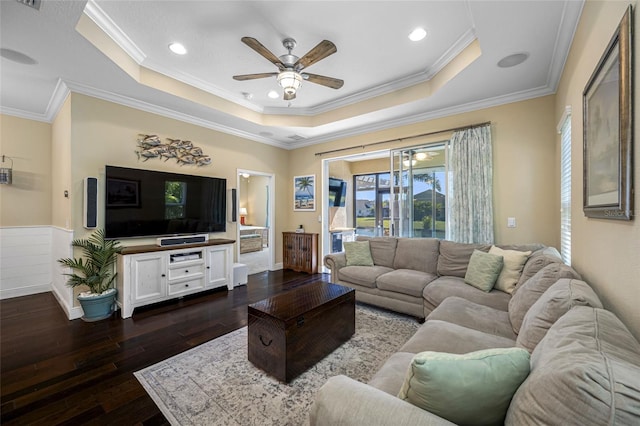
[560,114,571,265]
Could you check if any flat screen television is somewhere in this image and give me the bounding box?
[328,178,347,207]
[105,165,226,239]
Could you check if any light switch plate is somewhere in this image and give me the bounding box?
[507,217,516,228]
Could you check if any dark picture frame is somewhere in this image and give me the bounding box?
[583,5,634,220]
[106,178,140,207]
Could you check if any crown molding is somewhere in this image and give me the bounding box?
[0,79,69,123]
[545,0,584,91]
[290,84,555,149]
[141,59,264,114]
[83,0,146,64]
[63,80,289,149]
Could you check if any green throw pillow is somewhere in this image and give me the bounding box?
[344,241,374,266]
[398,348,531,426]
[464,249,504,292]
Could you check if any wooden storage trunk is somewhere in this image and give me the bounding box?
[247,282,355,382]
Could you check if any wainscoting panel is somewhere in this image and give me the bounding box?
[0,226,52,299]
[51,227,81,319]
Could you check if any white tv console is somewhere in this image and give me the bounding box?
[116,239,235,318]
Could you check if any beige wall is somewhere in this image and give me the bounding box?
[68,94,289,261]
[51,95,72,229]
[555,1,639,339]
[290,95,559,247]
[0,114,52,226]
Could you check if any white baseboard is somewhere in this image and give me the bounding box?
[0,284,51,300]
[51,283,83,320]
[272,262,283,271]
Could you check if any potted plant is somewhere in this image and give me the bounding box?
[58,229,122,322]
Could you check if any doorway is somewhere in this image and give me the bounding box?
[237,169,275,275]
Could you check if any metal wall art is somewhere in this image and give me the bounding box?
[135,134,212,166]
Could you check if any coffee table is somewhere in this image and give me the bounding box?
[247,281,355,382]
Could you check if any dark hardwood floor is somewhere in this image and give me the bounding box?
[1,270,330,425]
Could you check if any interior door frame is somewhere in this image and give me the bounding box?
[236,168,275,271]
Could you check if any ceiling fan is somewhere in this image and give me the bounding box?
[233,37,344,101]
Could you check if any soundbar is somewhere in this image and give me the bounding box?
[156,234,209,247]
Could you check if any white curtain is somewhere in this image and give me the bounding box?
[448,124,494,244]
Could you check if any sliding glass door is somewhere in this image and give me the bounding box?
[390,144,447,238]
[354,173,391,236]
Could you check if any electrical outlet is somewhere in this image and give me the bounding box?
[318,215,322,222]
[507,217,516,228]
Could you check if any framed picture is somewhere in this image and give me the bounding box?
[583,5,634,220]
[293,174,316,211]
[106,178,140,207]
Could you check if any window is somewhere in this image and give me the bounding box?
[559,110,571,265]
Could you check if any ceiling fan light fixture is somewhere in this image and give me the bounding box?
[277,70,302,95]
[415,152,428,161]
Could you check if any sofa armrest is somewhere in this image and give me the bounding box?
[324,253,347,282]
[309,375,456,426]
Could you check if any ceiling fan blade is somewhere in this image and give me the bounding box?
[295,40,337,69]
[241,37,284,69]
[284,92,296,101]
[303,73,344,89]
[233,72,278,81]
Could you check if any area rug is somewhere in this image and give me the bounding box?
[135,304,420,425]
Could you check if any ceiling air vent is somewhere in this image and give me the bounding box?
[287,134,306,141]
[16,0,41,10]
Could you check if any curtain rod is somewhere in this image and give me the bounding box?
[314,121,491,157]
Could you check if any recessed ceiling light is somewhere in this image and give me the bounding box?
[408,27,427,42]
[168,42,187,55]
[267,90,279,99]
[497,52,529,68]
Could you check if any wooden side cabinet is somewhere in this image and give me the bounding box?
[283,232,318,274]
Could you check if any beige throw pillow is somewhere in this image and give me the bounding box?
[489,246,532,294]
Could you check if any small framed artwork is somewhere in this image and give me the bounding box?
[583,5,634,220]
[293,174,316,211]
[106,178,140,207]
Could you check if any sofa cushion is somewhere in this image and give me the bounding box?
[393,238,440,274]
[344,240,374,266]
[508,262,580,333]
[427,297,516,340]
[376,269,437,298]
[464,250,504,292]
[506,307,640,425]
[516,279,603,352]
[489,246,531,294]
[437,240,491,278]
[516,251,563,289]
[398,348,530,426]
[357,236,398,268]
[337,265,393,288]
[368,351,415,396]
[424,276,512,313]
[400,320,516,354]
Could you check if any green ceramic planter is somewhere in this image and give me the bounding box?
[77,289,117,322]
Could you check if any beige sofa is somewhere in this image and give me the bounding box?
[324,237,558,319]
[311,254,640,425]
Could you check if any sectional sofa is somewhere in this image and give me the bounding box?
[323,236,560,319]
[312,237,640,425]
